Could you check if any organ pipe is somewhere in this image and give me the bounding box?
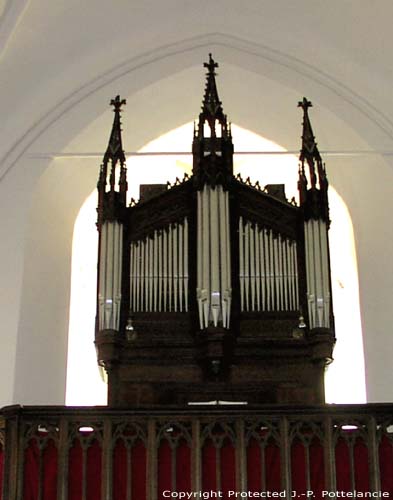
[239,220,299,313]
[98,221,123,330]
[184,217,189,312]
[239,217,245,312]
[129,218,189,313]
[304,219,330,328]
[196,185,232,329]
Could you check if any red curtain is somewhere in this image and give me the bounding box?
[247,439,282,492]
[354,438,369,492]
[202,439,217,491]
[68,439,83,500]
[16,428,393,498]
[24,440,39,500]
[42,440,58,500]
[265,442,281,492]
[291,439,307,494]
[247,438,261,491]
[221,440,236,500]
[86,440,102,500]
[335,438,351,491]
[379,435,393,496]
[309,438,325,500]
[112,439,127,500]
[176,440,191,492]
[158,439,172,497]
[24,439,58,500]
[132,440,147,500]
[0,445,3,500]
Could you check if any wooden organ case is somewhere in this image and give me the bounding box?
[95,56,335,407]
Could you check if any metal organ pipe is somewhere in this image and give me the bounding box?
[259,229,265,311]
[238,220,299,313]
[255,223,261,311]
[210,187,220,326]
[239,217,245,312]
[184,217,189,312]
[196,185,232,329]
[98,221,123,330]
[304,219,330,329]
[202,187,210,327]
[178,223,183,312]
[129,218,189,313]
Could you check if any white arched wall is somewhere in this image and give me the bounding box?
[2,43,393,406]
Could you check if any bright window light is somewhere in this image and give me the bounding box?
[66,123,366,405]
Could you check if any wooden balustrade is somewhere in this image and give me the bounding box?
[0,404,393,500]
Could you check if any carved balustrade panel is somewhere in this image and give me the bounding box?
[1,406,393,500]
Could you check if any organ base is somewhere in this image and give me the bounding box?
[96,314,334,407]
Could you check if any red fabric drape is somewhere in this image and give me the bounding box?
[113,439,147,500]
[132,440,147,500]
[24,440,39,500]
[158,440,172,498]
[309,438,325,500]
[42,439,58,500]
[0,446,3,500]
[176,440,191,492]
[291,439,307,494]
[379,436,393,496]
[335,438,351,491]
[354,438,369,492]
[23,439,58,500]
[86,440,101,500]
[112,439,127,500]
[221,440,236,499]
[18,427,393,498]
[265,442,281,492]
[202,439,217,491]
[68,439,83,500]
[247,440,282,492]
[67,438,102,500]
[247,438,261,491]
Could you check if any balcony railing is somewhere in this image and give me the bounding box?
[1,404,393,500]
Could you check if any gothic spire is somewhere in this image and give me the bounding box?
[298,97,321,187]
[103,95,127,166]
[202,54,224,119]
[193,55,233,188]
[297,97,329,220]
[197,54,228,137]
[97,95,128,226]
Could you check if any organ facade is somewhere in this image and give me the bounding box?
[95,55,335,407]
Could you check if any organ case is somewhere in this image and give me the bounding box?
[95,57,335,407]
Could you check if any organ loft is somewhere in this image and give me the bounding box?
[95,55,335,407]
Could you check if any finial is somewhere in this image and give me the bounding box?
[103,95,127,166]
[204,53,218,75]
[298,97,312,112]
[299,96,318,158]
[198,54,226,135]
[110,95,126,112]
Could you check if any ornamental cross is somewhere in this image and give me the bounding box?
[110,95,126,111]
[204,53,218,74]
[298,97,312,111]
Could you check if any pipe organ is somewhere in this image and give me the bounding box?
[98,221,124,330]
[129,219,189,313]
[197,185,231,329]
[304,219,330,328]
[239,218,299,313]
[94,57,335,408]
